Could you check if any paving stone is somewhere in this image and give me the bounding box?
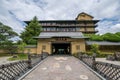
[23,56,101,80]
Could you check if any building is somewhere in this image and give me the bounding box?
[26,12,99,55]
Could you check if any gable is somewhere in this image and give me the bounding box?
[76,12,94,20]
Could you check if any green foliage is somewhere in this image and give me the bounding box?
[102,33,120,42]
[97,54,109,58]
[72,52,79,58]
[89,32,120,42]
[0,23,18,41]
[8,53,28,61]
[3,40,17,54]
[18,41,27,53]
[115,32,120,37]
[72,51,113,58]
[20,16,42,44]
[0,22,18,54]
[90,34,103,41]
[90,44,100,55]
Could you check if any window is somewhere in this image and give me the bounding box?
[76,45,80,50]
[42,45,46,50]
[81,14,85,17]
[46,28,51,31]
[43,28,47,31]
[76,27,80,31]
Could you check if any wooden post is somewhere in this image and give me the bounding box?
[78,52,82,60]
[27,49,32,69]
[41,53,43,60]
[92,54,96,70]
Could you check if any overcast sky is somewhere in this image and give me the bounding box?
[0,0,120,35]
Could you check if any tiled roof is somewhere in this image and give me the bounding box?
[25,45,37,48]
[34,32,88,39]
[86,41,120,45]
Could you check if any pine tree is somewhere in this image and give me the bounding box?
[20,16,42,44]
[0,22,18,54]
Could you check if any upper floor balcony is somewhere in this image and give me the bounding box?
[41,23,97,27]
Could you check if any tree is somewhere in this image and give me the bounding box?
[18,41,27,53]
[20,16,42,44]
[90,44,100,55]
[102,33,120,42]
[89,32,120,42]
[115,32,120,37]
[90,34,103,41]
[0,22,18,54]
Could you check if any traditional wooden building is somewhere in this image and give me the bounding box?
[25,12,99,55]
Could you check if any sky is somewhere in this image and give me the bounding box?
[0,0,120,36]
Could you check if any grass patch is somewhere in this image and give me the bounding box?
[8,53,28,61]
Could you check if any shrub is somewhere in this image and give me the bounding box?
[97,54,109,58]
[90,44,100,55]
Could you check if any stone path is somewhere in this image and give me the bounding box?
[23,56,101,80]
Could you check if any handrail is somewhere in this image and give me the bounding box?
[77,53,120,80]
[0,52,49,80]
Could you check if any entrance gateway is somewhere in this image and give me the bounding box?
[51,42,71,55]
[35,32,88,55]
[31,12,99,55]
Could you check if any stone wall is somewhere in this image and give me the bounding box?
[1,44,120,54]
[0,45,37,54]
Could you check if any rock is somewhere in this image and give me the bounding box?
[12,55,18,58]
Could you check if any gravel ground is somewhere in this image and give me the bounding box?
[96,58,120,66]
[23,56,101,80]
[0,56,19,65]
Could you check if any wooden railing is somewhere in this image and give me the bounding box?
[107,52,120,61]
[0,53,49,80]
[79,54,94,68]
[95,61,120,80]
[0,61,28,80]
[77,53,120,80]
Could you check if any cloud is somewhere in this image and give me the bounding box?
[0,0,46,34]
[109,24,120,33]
[0,0,120,35]
[97,20,120,34]
[0,0,25,34]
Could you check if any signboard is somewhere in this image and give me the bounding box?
[55,37,67,41]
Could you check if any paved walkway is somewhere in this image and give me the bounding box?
[23,56,101,80]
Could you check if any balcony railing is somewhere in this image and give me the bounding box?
[41,24,97,27]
